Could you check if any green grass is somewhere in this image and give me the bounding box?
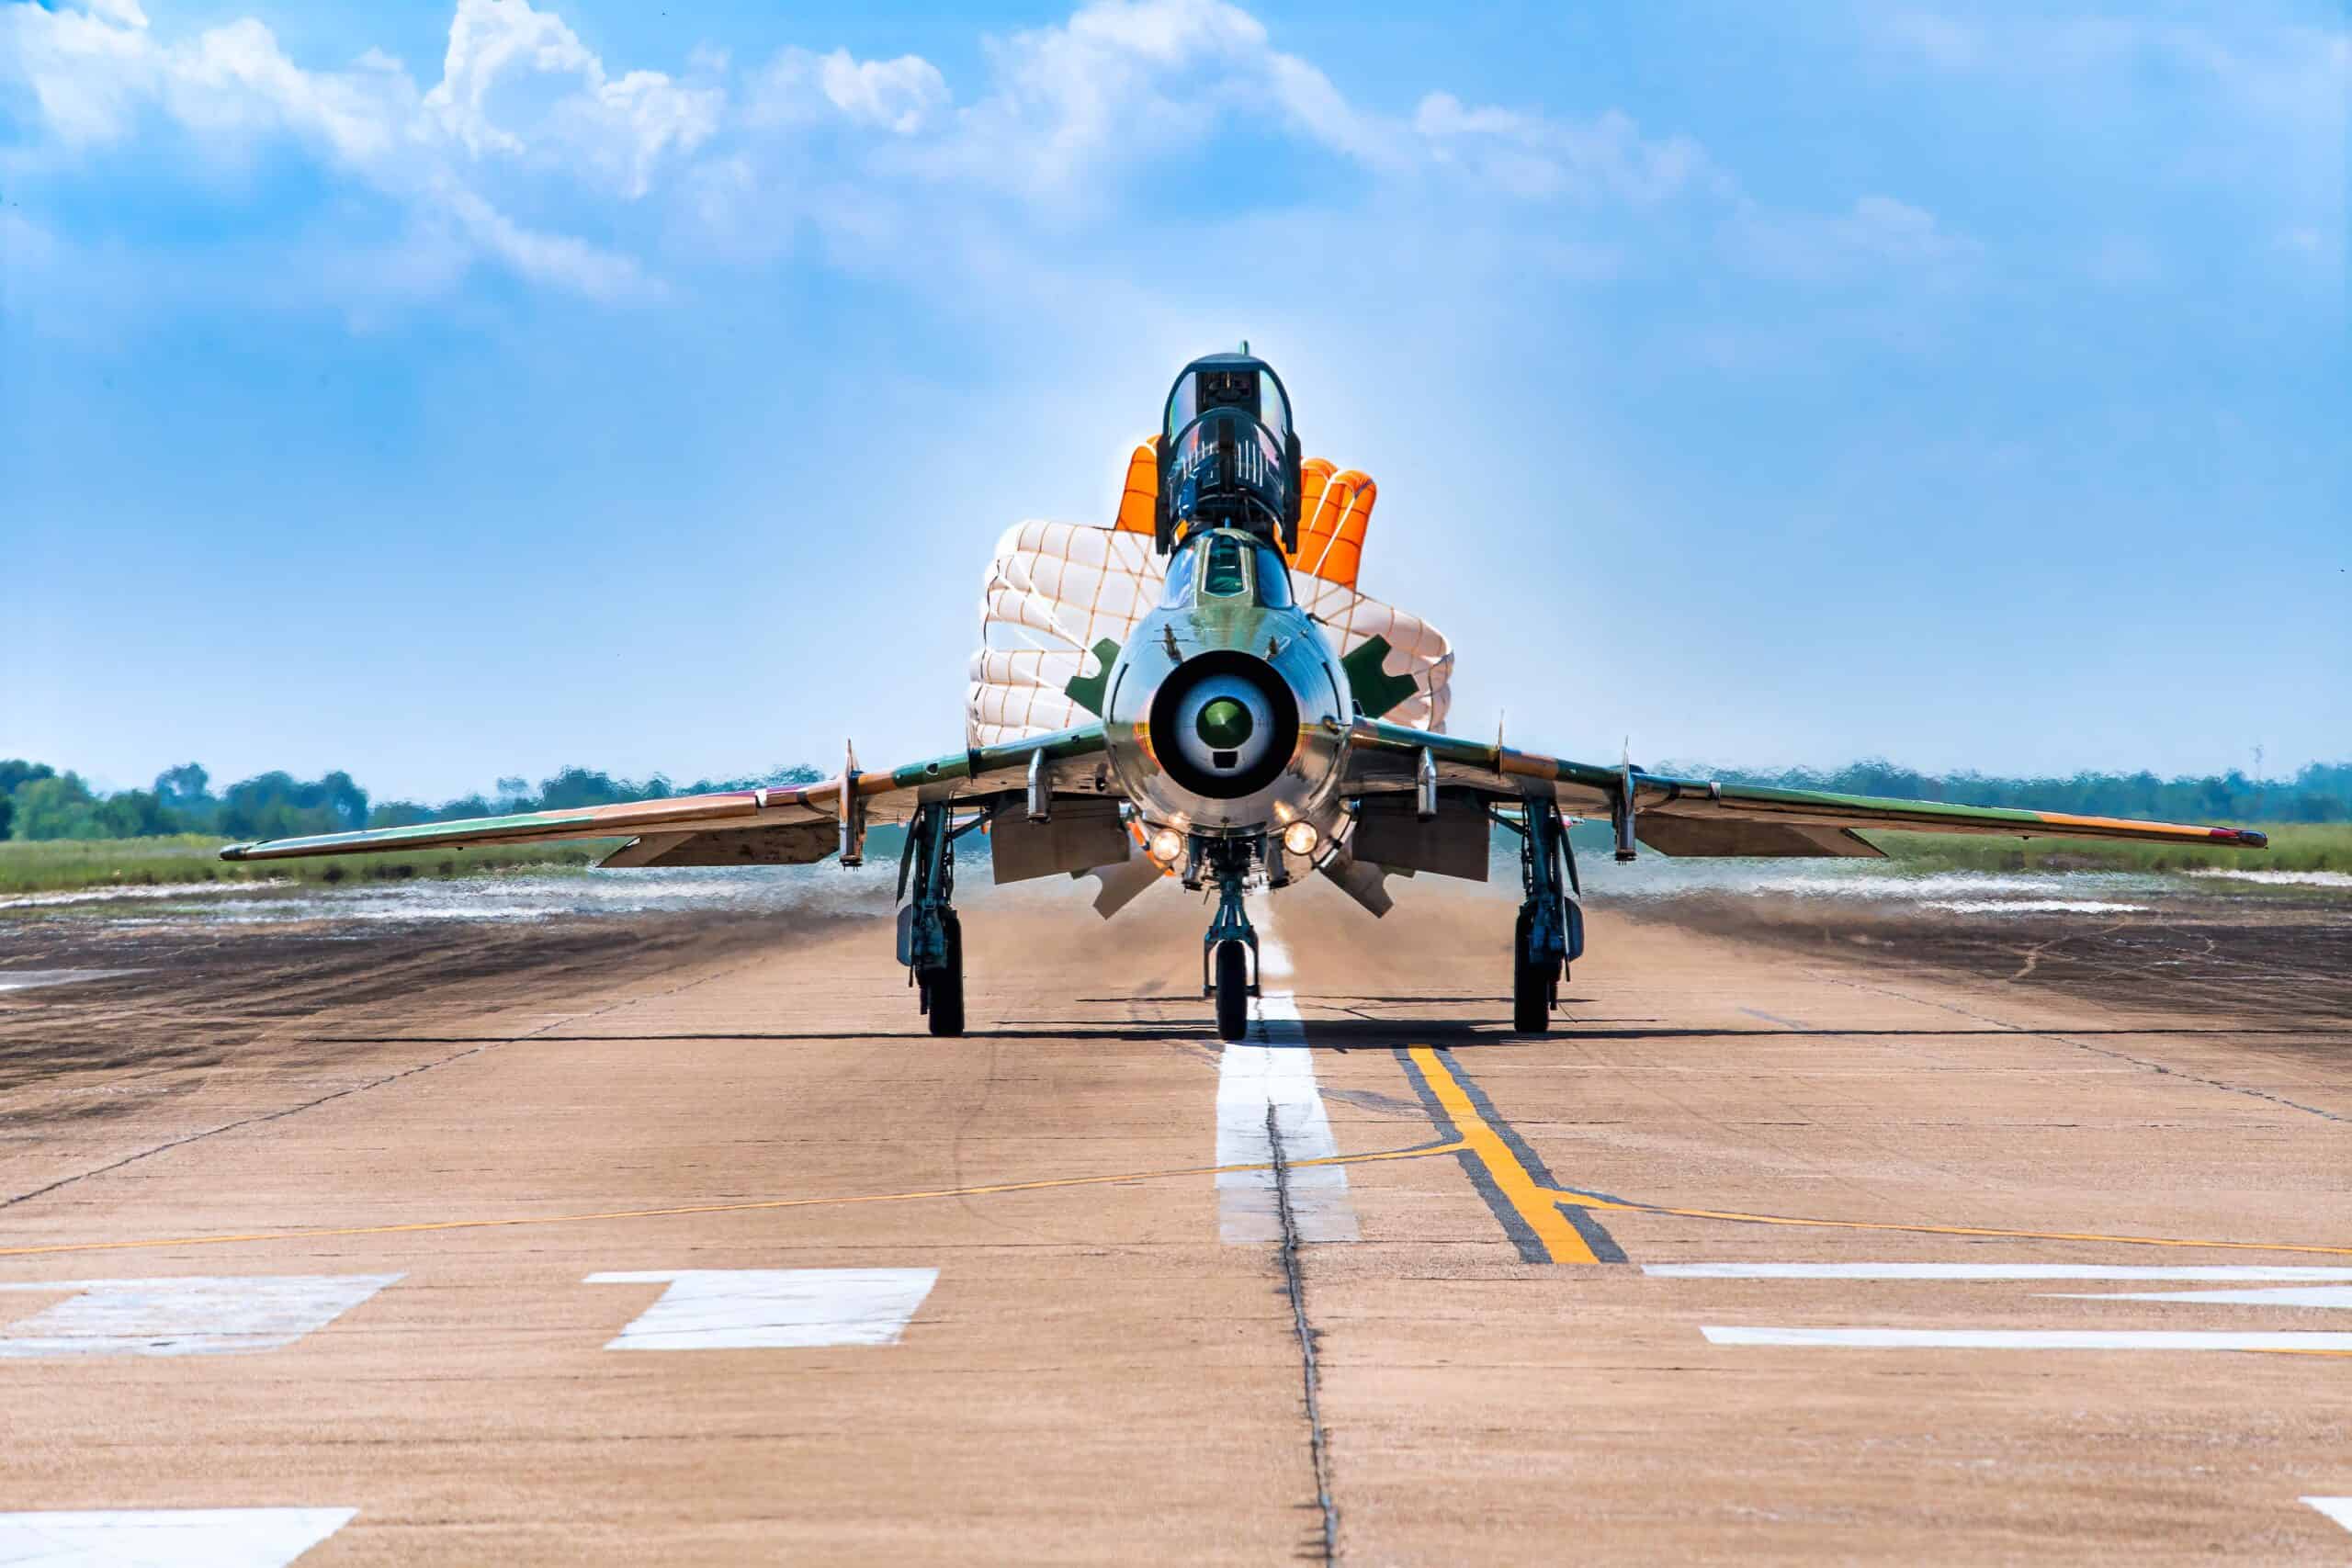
[1861,822,2351,874]
[0,835,625,897]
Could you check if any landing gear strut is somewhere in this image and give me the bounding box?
[1193,834,1261,1043]
[1496,801,1582,1033]
[898,803,985,1037]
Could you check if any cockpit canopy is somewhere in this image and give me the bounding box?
[1155,351,1303,557]
[1159,528,1295,612]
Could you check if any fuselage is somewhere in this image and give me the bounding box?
[1101,527,1353,877]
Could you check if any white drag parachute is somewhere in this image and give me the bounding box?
[967,444,1453,748]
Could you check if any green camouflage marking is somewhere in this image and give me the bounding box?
[1340,635,1419,720]
[1063,637,1121,716]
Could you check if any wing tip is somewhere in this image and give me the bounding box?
[2222,827,2269,850]
[219,843,254,862]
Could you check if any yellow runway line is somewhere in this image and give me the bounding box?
[0,1140,1467,1261]
[1536,1190,2352,1259]
[1407,1045,1601,1264]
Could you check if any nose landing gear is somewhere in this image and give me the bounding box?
[899,802,986,1037]
[1498,800,1582,1033]
[1193,834,1262,1043]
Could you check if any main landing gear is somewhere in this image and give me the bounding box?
[1192,834,1262,1043]
[899,803,986,1037]
[1497,801,1583,1033]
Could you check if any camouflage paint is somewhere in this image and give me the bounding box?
[1338,635,1419,720]
[1062,637,1122,717]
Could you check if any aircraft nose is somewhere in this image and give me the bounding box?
[1148,650,1299,800]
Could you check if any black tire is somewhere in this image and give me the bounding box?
[1512,907,1550,1034]
[1213,940,1250,1043]
[926,911,965,1037]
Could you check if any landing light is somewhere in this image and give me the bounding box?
[1148,828,1185,864]
[1281,819,1320,858]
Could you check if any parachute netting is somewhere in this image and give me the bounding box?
[967,443,1453,747]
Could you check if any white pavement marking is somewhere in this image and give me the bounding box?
[0,970,141,994]
[1702,1326,2352,1351]
[1216,908,1358,1246]
[585,1269,939,1350]
[0,1507,355,1565]
[1256,928,1294,981]
[1647,1264,2352,1281]
[2305,1498,2352,1535]
[2052,1285,2352,1309]
[0,1276,400,1358]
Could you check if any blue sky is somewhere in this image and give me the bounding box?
[3,0,2345,803]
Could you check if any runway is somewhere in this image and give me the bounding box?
[1,872,2346,1563]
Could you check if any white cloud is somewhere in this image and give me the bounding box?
[903,0,1407,196]
[1413,93,1712,203]
[747,47,948,135]
[437,181,650,298]
[1,0,1744,308]
[423,0,721,197]
[162,21,416,166]
[2,0,702,298]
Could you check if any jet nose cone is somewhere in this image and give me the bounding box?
[1148,649,1300,799]
[1195,696,1255,750]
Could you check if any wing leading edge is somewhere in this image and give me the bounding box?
[1336,717,2268,855]
[217,724,1114,863]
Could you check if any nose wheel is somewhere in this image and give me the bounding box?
[1196,834,1262,1043]
[1212,940,1250,1042]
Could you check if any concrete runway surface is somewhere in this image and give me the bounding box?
[1,873,2347,1563]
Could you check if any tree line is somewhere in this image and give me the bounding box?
[0,761,822,843]
[0,756,2344,844]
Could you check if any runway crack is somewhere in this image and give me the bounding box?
[1268,1103,1340,1565]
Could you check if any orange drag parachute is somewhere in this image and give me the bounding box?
[967,443,1453,746]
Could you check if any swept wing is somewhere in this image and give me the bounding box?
[1338,718,2267,856]
[219,725,1114,864]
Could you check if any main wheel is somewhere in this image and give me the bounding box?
[1512,907,1551,1034]
[1213,940,1250,1043]
[925,910,965,1037]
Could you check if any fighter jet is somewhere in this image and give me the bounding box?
[220,351,2269,1042]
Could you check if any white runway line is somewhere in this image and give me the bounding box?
[0,1507,355,1565]
[1216,909,1359,1246]
[2305,1498,2352,1535]
[1647,1264,2352,1281]
[0,970,141,993]
[1702,1326,2352,1351]
[0,1275,400,1358]
[586,1268,938,1349]
[2052,1284,2352,1309]
[1256,928,1294,981]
